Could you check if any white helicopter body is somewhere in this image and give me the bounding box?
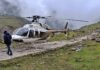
[12,15,88,42]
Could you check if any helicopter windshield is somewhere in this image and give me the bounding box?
[14,28,29,36]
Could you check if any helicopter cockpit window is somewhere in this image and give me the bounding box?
[15,28,29,36]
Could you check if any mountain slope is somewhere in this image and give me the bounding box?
[0,16,31,40]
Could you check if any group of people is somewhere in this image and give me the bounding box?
[3,31,13,56]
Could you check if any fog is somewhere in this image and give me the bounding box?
[0,0,100,29]
[0,0,20,16]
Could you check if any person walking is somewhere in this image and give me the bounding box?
[3,31,13,56]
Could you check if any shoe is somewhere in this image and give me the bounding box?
[9,53,13,56]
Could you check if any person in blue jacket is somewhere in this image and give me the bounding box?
[3,31,13,56]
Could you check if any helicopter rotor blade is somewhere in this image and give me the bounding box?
[26,17,33,18]
[65,19,88,22]
[0,15,89,22]
[25,16,46,19]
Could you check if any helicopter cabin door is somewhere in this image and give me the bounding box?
[28,30,40,38]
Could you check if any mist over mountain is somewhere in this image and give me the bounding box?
[0,0,20,16]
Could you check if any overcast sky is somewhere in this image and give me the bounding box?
[1,0,100,29]
[17,0,100,21]
[17,0,100,29]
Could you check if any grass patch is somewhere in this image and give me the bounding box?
[48,31,78,41]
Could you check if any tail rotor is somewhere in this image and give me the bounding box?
[64,22,68,34]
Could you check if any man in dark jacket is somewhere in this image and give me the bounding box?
[3,31,13,56]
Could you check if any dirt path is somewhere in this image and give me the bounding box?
[0,36,87,61]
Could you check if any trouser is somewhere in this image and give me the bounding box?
[6,44,13,55]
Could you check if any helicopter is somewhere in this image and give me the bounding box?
[12,15,88,42]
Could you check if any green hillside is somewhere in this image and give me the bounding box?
[0,16,30,40]
[79,23,100,34]
[0,16,27,28]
